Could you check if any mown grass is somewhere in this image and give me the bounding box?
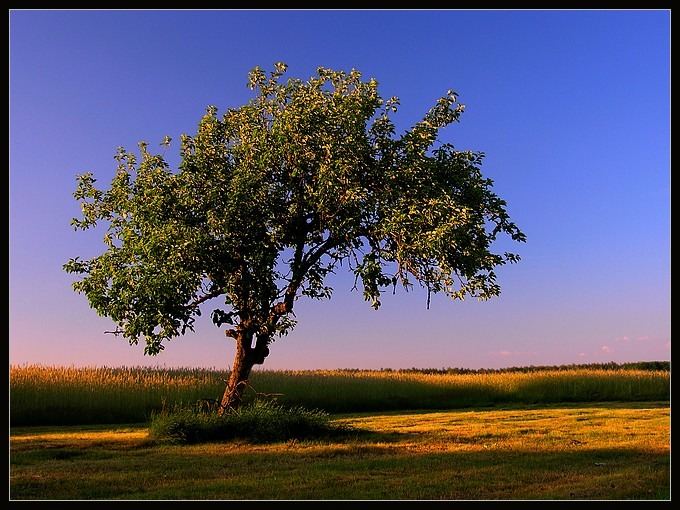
[10,402,669,500]
[9,363,670,426]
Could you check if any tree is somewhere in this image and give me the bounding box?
[64,62,526,412]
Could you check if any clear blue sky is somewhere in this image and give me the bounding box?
[9,9,670,371]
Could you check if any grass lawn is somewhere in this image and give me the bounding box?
[9,401,670,500]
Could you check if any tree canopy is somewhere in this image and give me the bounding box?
[64,62,526,409]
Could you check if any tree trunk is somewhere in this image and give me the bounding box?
[218,329,270,414]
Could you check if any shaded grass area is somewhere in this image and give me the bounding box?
[10,402,670,500]
[10,445,667,500]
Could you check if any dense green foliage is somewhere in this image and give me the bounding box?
[10,363,669,426]
[64,62,526,350]
[63,62,526,408]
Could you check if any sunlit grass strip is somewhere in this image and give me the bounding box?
[9,365,228,426]
[10,365,670,426]
[246,368,670,412]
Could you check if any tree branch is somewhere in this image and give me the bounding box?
[187,287,225,308]
[271,235,340,318]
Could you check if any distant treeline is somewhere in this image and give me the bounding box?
[376,361,670,375]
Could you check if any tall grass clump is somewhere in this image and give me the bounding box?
[147,399,349,444]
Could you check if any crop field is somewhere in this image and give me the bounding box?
[9,363,670,500]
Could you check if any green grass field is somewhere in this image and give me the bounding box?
[9,363,670,500]
[10,402,669,500]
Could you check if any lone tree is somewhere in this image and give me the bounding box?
[64,63,526,412]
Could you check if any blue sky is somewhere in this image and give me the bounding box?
[9,9,670,371]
